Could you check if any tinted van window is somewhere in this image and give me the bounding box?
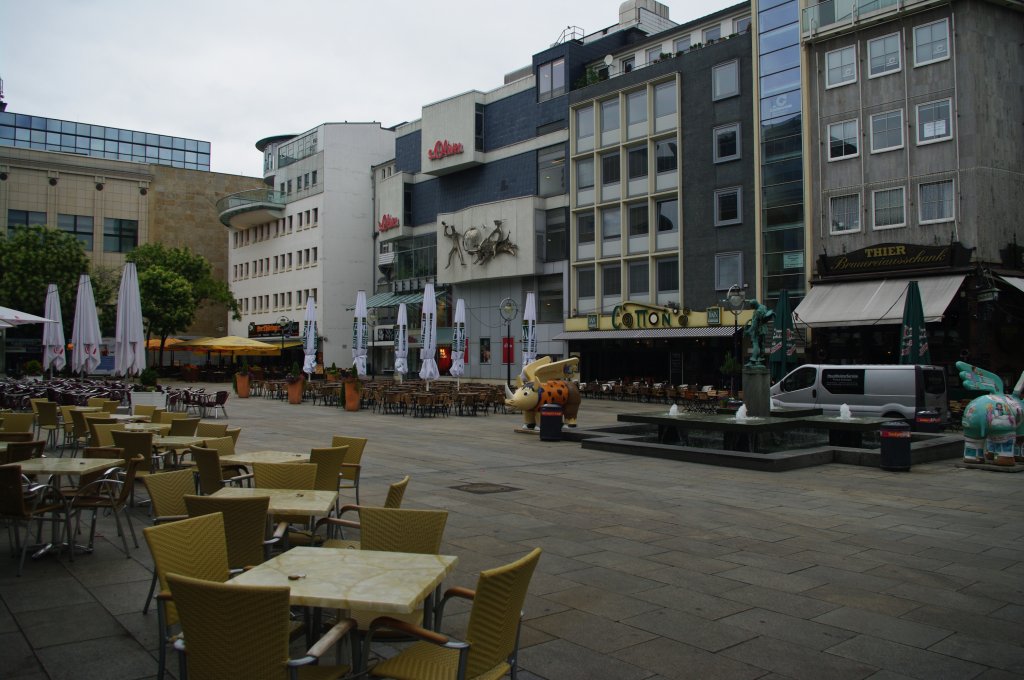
[922,368,946,395]
[781,366,816,391]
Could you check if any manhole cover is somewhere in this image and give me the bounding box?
[451,483,521,495]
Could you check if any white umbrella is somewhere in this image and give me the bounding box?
[418,283,439,386]
[42,284,66,374]
[352,290,368,378]
[71,274,102,376]
[302,296,317,377]
[521,291,537,380]
[394,303,409,382]
[114,263,146,377]
[450,298,466,385]
[0,305,52,325]
[391,303,407,383]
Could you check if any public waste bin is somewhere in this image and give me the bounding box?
[539,403,564,442]
[914,410,942,433]
[880,420,912,471]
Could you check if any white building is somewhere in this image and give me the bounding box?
[219,122,395,368]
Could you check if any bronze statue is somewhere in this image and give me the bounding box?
[744,298,774,367]
[442,221,465,269]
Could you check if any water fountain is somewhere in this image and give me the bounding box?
[734,404,748,421]
[668,403,679,416]
[838,403,852,420]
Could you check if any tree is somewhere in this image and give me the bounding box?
[0,225,89,345]
[137,266,194,366]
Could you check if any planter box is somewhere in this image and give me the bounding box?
[131,391,167,410]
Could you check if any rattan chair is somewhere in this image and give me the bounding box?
[225,425,242,445]
[139,468,195,615]
[3,439,46,464]
[0,412,35,433]
[167,416,200,437]
[84,415,117,447]
[195,421,229,438]
[315,475,409,546]
[0,431,34,444]
[90,422,125,448]
[132,404,158,419]
[310,446,347,516]
[184,494,278,569]
[330,435,367,503]
[34,400,61,450]
[167,572,352,680]
[111,429,157,505]
[365,548,542,680]
[143,513,231,680]
[65,454,143,558]
[191,445,252,496]
[0,465,70,576]
[252,462,317,490]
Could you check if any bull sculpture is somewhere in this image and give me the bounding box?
[504,356,582,429]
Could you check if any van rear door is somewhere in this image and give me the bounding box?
[917,366,948,421]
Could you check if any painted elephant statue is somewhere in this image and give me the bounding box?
[957,362,1024,465]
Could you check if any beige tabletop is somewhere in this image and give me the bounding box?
[5,457,124,476]
[219,450,310,466]
[228,546,459,613]
[124,422,171,434]
[71,406,103,412]
[211,487,337,516]
[107,414,146,422]
[153,436,204,449]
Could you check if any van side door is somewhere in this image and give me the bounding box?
[820,368,867,415]
[776,366,818,408]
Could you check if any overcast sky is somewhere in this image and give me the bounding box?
[2,0,735,176]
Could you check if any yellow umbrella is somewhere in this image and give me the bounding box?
[179,335,281,356]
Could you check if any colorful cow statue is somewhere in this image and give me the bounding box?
[957,362,1024,466]
[505,356,582,429]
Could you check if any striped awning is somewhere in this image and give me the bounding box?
[553,326,737,341]
[363,289,447,309]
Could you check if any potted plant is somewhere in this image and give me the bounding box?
[325,362,340,382]
[133,368,167,409]
[285,362,304,404]
[23,359,43,381]
[341,364,363,412]
[234,360,253,398]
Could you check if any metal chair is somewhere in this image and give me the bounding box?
[0,465,70,576]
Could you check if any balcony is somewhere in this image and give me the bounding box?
[217,188,285,228]
[801,0,943,38]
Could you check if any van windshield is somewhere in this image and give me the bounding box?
[922,369,946,395]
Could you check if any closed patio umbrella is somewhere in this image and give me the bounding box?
[42,284,66,374]
[450,298,466,385]
[768,290,797,382]
[418,283,439,386]
[899,280,931,364]
[521,291,537,380]
[394,303,409,382]
[114,263,146,377]
[353,291,368,378]
[71,274,102,376]
[302,296,317,378]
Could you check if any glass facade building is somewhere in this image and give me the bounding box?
[0,111,210,170]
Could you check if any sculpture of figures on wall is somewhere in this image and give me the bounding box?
[463,219,519,266]
[442,221,465,269]
[744,298,775,367]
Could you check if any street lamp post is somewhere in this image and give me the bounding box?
[278,316,290,372]
[367,308,378,380]
[724,285,746,397]
[498,297,518,389]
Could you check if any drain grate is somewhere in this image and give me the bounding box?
[451,483,521,495]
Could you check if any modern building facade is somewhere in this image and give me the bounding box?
[219,123,395,368]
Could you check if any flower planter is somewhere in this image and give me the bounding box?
[343,379,361,412]
[235,374,251,399]
[287,379,304,404]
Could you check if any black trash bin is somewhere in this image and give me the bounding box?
[539,403,564,442]
[880,420,912,471]
[914,410,942,433]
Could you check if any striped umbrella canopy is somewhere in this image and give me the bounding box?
[393,303,409,381]
[521,292,537,380]
[450,299,466,380]
[302,296,317,377]
[352,290,368,378]
[418,283,439,385]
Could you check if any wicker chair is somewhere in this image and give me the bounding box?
[330,435,367,504]
[84,416,117,446]
[167,416,200,437]
[252,462,317,490]
[184,494,279,569]
[191,445,252,496]
[195,421,229,438]
[139,468,195,615]
[90,422,125,448]
[3,440,46,464]
[365,548,542,680]
[167,572,352,680]
[34,400,62,450]
[110,430,156,505]
[315,475,409,546]
[0,465,70,576]
[0,412,36,433]
[143,513,231,680]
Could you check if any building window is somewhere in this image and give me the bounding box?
[538,58,566,101]
[917,99,952,144]
[914,19,949,66]
[538,144,566,197]
[543,208,567,262]
[673,35,690,52]
[868,33,901,77]
[577,212,595,244]
[653,81,676,118]
[622,56,635,73]
[600,98,620,134]
[656,199,678,232]
[646,47,662,65]
[703,25,721,43]
[626,90,647,127]
[313,207,318,223]
[601,152,620,185]
[304,173,310,189]
[57,213,93,250]
[715,252,742,291]
[826,46,857,88]
[576,105,594,146]
[601,207,620,241]
[103,218,138,252]
[312,247,318,262]
[577,158,595,190]
[872,187,906,229]
[629,261,649,297]
[655,140,676,174]
[628,204,648,237]
[311,170,317,185]
[919,180,955,223]
[714,187,742,226]
[828,119,859,160]
[870,110,904,153]
[627,146,648,180]
[475,103,485,151]
[830,194,861,233]
[286,179,292,194]
[713,123,740,162]
[712,60,739,100]
[734,16,751,34]
[577,267,595,299]
[602,264,621,297]
[657,258,679,295]
[7,209,46,237]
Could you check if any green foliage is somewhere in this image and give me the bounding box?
[138,266,194,342]
[128,242,239,325]
[720,353,743,377]
[139,367,159,388]
[23,359,42,375]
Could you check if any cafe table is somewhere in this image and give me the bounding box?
[153,435,205,468]
[218,450,311,466]
[123,422,171,435]
[211,486,337,516]
[5,456,124,478]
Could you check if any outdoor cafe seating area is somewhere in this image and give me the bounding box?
[580,380,738,413]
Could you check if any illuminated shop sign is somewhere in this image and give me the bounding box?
[378,214,400,232]
[427,140,464,160]
[610,302,690,330]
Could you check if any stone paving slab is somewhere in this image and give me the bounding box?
[1,381,1022,680]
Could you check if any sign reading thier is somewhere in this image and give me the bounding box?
[819,242,971,276]
[427,140,464,160]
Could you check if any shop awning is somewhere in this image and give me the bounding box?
[1000,276,1024,295]
[793,274,965,328]
[362,289,447,309]
[554,327,737,341]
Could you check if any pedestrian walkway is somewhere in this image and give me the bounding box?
[2,382,1022,679]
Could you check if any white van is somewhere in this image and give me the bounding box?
[770,364,947,421]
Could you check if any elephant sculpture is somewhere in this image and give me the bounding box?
[957,362,1024,465]
[505,356,581,429]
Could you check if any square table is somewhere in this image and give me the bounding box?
[219,450,311,466]
[229,546,458,614]
[4,457,124,477]
[211,487,337,516]
[123,422,171,435]
[153,436,205,469]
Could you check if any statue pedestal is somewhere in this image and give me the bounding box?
[742,366,771,418]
